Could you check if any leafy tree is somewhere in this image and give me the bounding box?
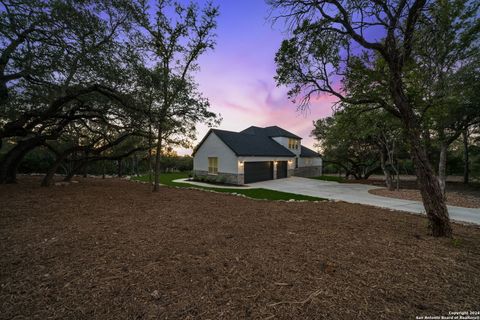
[0,0,134,183]
[413,0,480,193]
[129,0,220,191]
[312,107,403,189]
[269,0,479,236]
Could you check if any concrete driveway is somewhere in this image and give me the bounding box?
[250,177,480,225]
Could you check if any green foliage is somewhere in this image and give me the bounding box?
[17,147,55,174]
[451,238,462,247]
[0,0,220,185]
[159,156,193,173]
[312,107,404,179]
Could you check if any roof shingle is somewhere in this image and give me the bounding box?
[241,126,301,139]
[300,145,321,157]
[211,129,295,157]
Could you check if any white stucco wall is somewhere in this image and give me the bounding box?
[272,137,301,156]
[194,131,322,176]
[298,157,323,168]
[193,132,239,174]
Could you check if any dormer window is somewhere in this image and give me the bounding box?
[288,138,299,149]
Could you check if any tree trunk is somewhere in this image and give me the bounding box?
[463,129,469,184]
[0,136,44,184]
[364,166,379,180]
[64,167,76,182]
[380,147,394,191]
[153,127,162,192]
[410,139,451,237]
[148,124,153,184]
[64,161,85,182]
[42,154,66,187]
[395,155,400,191]
[83,151,89,178]
[438,143,447,195]
[389,68,451,237]
[117,159,123,177]
[102,160,106,179]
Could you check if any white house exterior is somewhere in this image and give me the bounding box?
[192,126,322,185]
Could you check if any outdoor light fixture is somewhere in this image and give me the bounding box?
[239,161,244,165]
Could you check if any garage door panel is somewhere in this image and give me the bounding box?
[276,161,288,179]
[244,161,273,183]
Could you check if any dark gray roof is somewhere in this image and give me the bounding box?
[241,126,301,139]
[300,145,321,157]
[210,129,296,157]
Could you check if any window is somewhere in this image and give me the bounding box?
[208,157,218,174]
[288,138,299,149]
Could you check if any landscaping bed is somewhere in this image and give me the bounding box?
[1,177,480,319]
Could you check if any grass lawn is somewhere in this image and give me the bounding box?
[1,177,479,319]
[132,172,325,201]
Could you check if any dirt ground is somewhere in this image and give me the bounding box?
[1,178,480,320]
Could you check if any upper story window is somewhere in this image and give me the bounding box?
[208,157,218,174]
[288,138,299,149]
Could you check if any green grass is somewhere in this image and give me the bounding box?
[132,172,325,201]
[310,175,346,183]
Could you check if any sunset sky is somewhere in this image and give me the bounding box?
[178,0,336,155]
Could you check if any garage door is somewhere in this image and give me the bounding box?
[276,161,288,179]
[244,161,273,184]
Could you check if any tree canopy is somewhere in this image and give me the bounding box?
[0,0,220,188]
[270,0,479,236]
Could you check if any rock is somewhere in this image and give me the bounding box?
[151,290,160,300]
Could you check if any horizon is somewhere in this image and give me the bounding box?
[176,0,336,156]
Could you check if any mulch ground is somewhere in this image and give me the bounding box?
[1,178,480,320]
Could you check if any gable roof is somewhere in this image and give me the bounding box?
[208,129,295,157]
[241,125,301,139]
[300,145,321,157]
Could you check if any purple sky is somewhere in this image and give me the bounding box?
[178,0,336,155]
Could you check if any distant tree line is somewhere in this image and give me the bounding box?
[311,107,480,189]
[0,0,219,189]
[1,144,193,177]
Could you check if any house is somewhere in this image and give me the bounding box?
[192,126,322,185]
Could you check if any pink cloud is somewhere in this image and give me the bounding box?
[177,77,337,156]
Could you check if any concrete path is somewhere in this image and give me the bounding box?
[250,177,480,225]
